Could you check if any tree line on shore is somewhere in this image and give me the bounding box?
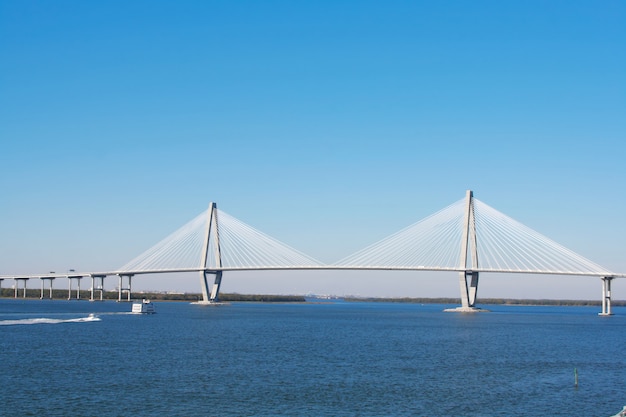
[0,288,305,302]
[344,297,626,306]
[1,288,623,306]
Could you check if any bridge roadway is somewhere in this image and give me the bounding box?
[4,265,626,277]
[1,266,624,316]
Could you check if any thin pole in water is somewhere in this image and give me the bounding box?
[574,368,578,388]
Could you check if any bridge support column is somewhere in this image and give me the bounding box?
[99,276,105,300]
[13,278,28,298]
[458,272,470,308]
[468,271,479,306]
[40,277,54,299]
[91,275,105,301]
[200,271,210,302]
[198,271,223,304]
[210,271,222,302]
[457,270,480,310]
[599,277,614,316]
[15,278,28,298]
[67,276,83,300]
[117,274,133,302]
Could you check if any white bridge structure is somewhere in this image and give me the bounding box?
[2,191,624,315]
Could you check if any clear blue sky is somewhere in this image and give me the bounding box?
[1,0,624,300]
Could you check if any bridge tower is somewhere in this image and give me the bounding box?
[599,276,614,316]
[198,202,223,304]
[452,190,481,311]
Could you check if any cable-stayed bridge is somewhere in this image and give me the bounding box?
[2,191,624,314]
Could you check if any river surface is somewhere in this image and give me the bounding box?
[0,299,624,416]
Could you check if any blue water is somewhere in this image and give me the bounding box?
[0,299,624,416]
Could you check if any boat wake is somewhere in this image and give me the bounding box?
[0,314,101,326]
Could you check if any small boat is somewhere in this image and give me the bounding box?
[131,299,156,314]
[610,406,626,417]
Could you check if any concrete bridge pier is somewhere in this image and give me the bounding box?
[67,276,83,300]
[14,278,29,298]
[117,274,133,302]
[468,271,479,306]
[210,271,223,302]
[446,270,483,312]
[40,277,55,299]
[90,275,106,301]
[599,276,614,316]
[198,270,223,304]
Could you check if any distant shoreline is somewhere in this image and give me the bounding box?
[343,297,625,307]
[2,288,623,306]
[0,289,307,303]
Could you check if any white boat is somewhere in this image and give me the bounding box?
[610,406,626,417]
[131,299,156,314]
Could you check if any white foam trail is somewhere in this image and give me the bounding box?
[0,314,101,326]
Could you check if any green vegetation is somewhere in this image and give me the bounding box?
[344,296,626,306]
[1,288,622,306]
[126,292,306,302]
[0,288,305,302]
[217,293,306,302]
